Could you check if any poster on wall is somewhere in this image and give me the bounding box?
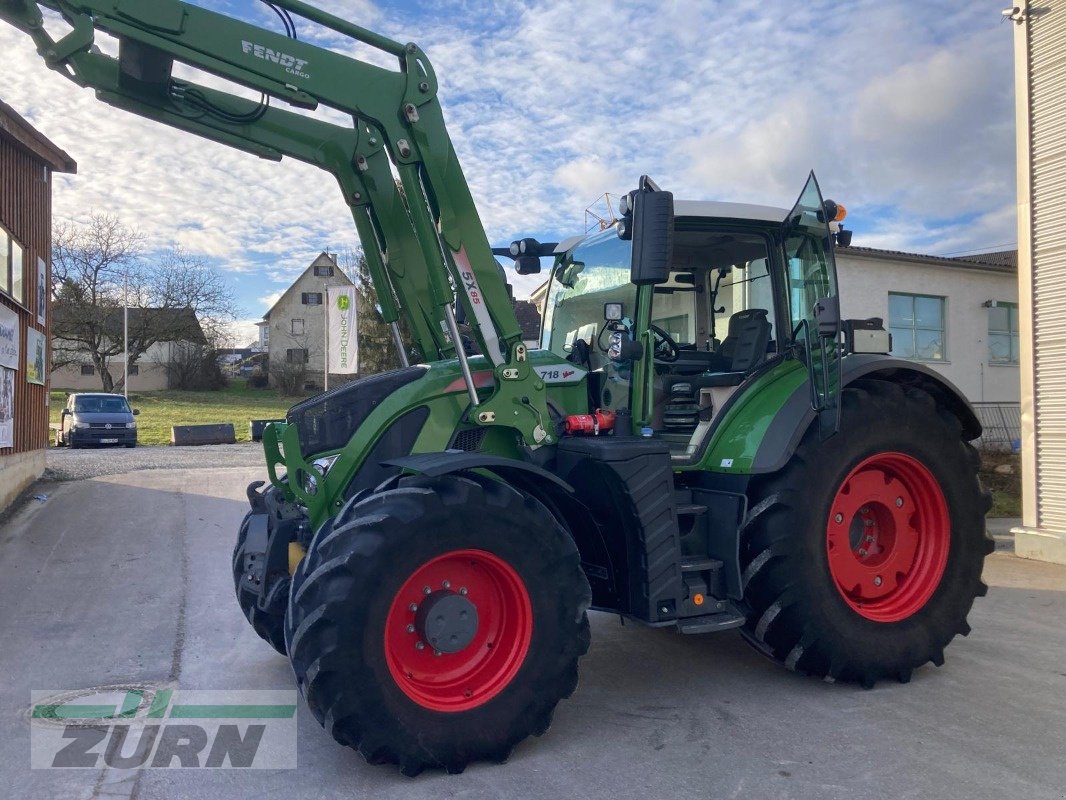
[0,304,19,371]
[36,257,46,326]
[25,328,45,385]
[0,367,14,449]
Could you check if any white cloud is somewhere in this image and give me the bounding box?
[0,0,1015,322]
[223,318,263,349]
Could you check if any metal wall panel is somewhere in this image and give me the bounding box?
[1028,4,1066,528]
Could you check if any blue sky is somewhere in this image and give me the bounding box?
[0,1,1016,345]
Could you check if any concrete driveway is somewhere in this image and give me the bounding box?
[1,467,1064,800]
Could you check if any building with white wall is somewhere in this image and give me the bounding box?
[259,252,354,390]
[836,247,1019,403]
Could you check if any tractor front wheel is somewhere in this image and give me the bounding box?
[739,379,993,686]
[285,473,592,775]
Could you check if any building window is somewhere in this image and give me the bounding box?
[129,364,140,376]
[80,364,95,376]
[1,225,25,305]
[313,265,335,277]
[260,326,269,346]
[286,348,309,364]
[988,302,1020,365]
[301,292,322,305]
[291,318,305,335]
[888,293,946,361]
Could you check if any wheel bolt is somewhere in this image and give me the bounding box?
[860,506,870,514]
[864,519,874,527]
[459,587,468,596]
[874,575,883,586]
[834,513,844,524]
[442,580,451,589]
[423,586,431,595]
[858,548,867,557]
[415,641,425,651]
[408,603,418,612]
[895,497,904,508]
[434,650,442,657]
[406,624,415,634]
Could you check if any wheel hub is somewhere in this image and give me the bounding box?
[414,590,479,654]
[826,452,950,623]
[384,549,533,712]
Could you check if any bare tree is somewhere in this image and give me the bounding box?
[51,214,240,391]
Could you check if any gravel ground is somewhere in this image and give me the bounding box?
[44,442,267,482]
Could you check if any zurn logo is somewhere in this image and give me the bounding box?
[241,40,310,79]
[30,688,296,769]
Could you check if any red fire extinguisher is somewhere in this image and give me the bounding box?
[564,409,617,436]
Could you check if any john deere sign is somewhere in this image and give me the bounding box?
[326,286,358,374]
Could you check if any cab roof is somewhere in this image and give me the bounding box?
[673,200,788,223]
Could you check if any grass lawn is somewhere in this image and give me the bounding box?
[49,380,307,446]
[979,449,1022,518]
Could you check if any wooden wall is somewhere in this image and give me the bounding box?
[0,133,52,455]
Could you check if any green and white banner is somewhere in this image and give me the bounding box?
[326,286,358,375]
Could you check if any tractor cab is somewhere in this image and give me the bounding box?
[542,173,843,460]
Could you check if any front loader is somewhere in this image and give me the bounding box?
[2,0,994,775]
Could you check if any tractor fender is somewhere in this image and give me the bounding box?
[750,354,981,474]
[383,452,574,494]
[383,452,619,606]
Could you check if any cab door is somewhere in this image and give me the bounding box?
[782,171,841,437]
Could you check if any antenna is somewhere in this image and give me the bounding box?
[584,192,621,234]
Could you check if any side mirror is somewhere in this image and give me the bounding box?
[132,409,140,416]
[626,178,674,286]
[61,409,70,416]
[836,228,853,247]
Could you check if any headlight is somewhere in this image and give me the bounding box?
[303,455,340,495]
[126,422,136,429]
[71,421,87,431]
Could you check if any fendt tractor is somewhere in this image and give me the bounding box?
[3,0,994,775]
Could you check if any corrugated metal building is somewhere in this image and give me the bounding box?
[1011,2,1066,564]
[0,99,76,512]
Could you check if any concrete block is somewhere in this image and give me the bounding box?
[170,424,236,446]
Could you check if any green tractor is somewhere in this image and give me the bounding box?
[4,0,992,775]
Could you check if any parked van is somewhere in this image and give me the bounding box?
[56,393,139,448]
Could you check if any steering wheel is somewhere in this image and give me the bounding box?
[649,324,680,362]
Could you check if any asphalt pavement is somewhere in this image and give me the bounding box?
[1,466,1064,800]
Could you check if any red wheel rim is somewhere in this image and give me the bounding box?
[384,549,533,712]
[825,452,950,622]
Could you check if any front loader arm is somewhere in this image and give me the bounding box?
[1,0,556,445]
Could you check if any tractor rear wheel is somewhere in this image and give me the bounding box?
[739,379,993,686]
[285,473,592,775]
[231,511,288,655]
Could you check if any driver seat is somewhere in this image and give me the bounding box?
[661,309,772,433]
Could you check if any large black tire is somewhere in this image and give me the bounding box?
[232,511,288,655]
[739,379,994,687]
[285,474,592,775]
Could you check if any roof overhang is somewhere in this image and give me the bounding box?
[0,99,77,173]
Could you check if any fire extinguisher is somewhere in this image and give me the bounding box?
[563,408,617,436]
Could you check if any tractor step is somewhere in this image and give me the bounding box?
[676,608,746,635]
[680,557,723,573]
[676,503,708,517]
